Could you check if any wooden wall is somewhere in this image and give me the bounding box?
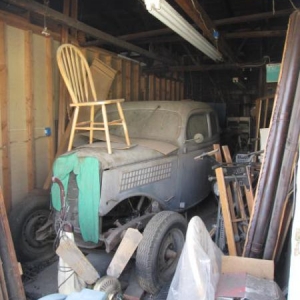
[0,10,184,211]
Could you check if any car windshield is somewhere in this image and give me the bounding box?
[98,106,181,144]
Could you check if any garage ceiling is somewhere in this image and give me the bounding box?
[48,0,298,65]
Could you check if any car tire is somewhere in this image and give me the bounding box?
[8,191,55,263]
[136,211,187,295]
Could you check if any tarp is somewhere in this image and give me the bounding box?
[51,153,100,243]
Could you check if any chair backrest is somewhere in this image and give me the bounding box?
[57,44,97,103]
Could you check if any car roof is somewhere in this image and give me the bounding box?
[120,100,213,115]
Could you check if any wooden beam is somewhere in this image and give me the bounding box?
[57,0,70,146]
[5,0,174,64]
[0,187,26,300]
[0,21,11,211]
[175,0,236,62]
[24,30,35,191]
[45,37,55,178]
[224,30,286,39]
[215,9,293,26]
[145,61,265,73]
[116,9,292,42]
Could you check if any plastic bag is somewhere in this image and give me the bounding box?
[167,216,222,300]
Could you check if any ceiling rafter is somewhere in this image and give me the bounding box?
[2,0,175,64]
[175,0,237,62]
[116,9,292,42]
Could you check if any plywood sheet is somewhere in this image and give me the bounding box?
[32,34,50,188]
[222,256,274,280]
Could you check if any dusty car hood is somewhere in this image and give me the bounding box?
[67,140,177,170]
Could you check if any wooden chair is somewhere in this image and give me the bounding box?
[56,43,130,154]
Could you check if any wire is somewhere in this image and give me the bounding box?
[289,0,299,10]
[190,0,209,33]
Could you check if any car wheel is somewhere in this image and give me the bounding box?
[136,211,187,295]
[8,191,55,263]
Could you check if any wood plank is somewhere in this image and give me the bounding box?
[112,57,122,99]
[180,81,184,99]
[24,30,35,191]
[155,77,160,100]
[166,79,171,100]
[160,78,166,100]
[171,80,176,100]
[148,75,155,100]
[0,22,11,211]
[122,60,131,101]
[175,81,180,100]
[132,63,140,101]
[221,145,242,255]
[107,228,143,278]
[56,234,99,284]
[57,0,70,146]
[45,37,55,179]
[213,144,237,256]
[70,0,78,39]
[140,74,146,101]
[0,187,26,299]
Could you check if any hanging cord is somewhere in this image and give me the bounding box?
[42,0,51,36]
[190,0,219,50]
[289,0,299,10]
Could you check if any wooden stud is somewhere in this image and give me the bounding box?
[155,77,160,100]
[122,60,131,101]
[172,80,176,100]
[0,187,26,299]
[176,81,180,100]
[132,63,140,101]
[214,144,237,256]
[45,37,55,180]
[180,81,184,99]
[57,0,70,145]
[148,75,155,100]
[24,30,35,191]
[140,74,146,101]
[0,21,11,211]
[166,79,171,100]
[112,57,123,99]
[161,78,166,100]
[70,0,78,39]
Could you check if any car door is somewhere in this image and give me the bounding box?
[177,110,219,210]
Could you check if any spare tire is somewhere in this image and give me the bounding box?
[8,190,55,263]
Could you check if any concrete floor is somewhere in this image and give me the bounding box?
[24,194,218,300]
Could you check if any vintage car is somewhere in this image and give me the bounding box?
[11,100,220,294]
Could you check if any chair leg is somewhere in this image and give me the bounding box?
[116,102,131,147]
[68,107,80,151]
[101,104,112,154]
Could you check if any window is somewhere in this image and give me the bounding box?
[210,112,219,136]
[186,114,209,140]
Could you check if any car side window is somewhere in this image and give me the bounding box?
[186,113,209,140]
[209,112,219,136]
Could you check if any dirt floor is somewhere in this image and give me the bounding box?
[23,194,218,300]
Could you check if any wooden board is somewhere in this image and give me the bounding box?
[222,256,274,280]
[107,228,143,278]
[0,21,11,210]
[56,235,99,284]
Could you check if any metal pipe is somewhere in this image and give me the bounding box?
[263,70,300,259]
[243,11,300,258]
